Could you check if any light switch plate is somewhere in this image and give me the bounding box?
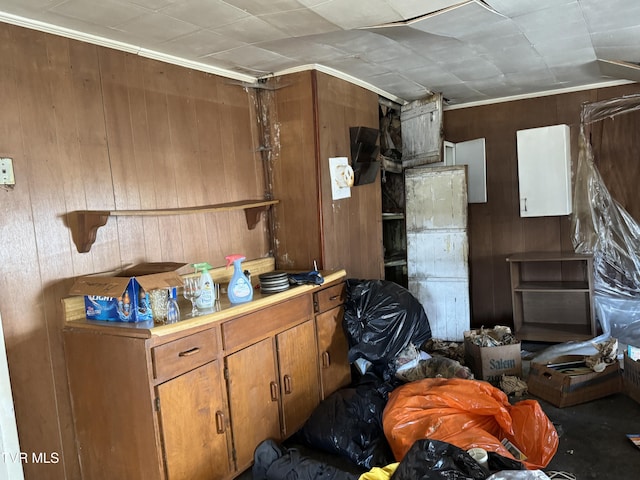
[0,158,15,185]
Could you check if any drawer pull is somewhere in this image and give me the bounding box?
[284,375,292,394]
[215,411,226,434]
[322,351,331,368]
[178,347,200,357]
[270,381,279,401]
[329,295,340,301]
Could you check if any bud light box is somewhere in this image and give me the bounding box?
[69,263,186,323]
[463,328,522,385]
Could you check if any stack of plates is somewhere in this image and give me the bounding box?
[259,271,290,294]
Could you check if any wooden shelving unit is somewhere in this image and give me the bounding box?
[506,252,596,342]
[382,212,407,287]
[66,199,279,253]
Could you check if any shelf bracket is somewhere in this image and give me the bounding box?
[67,211,110,254]
[244,206,268,230]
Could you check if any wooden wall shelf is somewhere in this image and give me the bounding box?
[67,199,279,253]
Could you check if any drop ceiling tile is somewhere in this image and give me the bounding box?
[1,0,59,10]
[402,66,460,86]
[595,45,640,62]
[319,30,416,62]
[360,39,426,65]
[478,45,547,73]
[386,0,463,19]
[551,61,603,84]
[581,0,640,32]
[223,0,306,16]
[159,0,249,29]
[513,2,587,37]
[114,11,200,44]
[457,17,523,43]
[259,37,349,62]
[205,45,295,73]
[323,57,382,77]
[260,9,340,37]
[210,15,289,44]
[592,26,640,49]
[160,28,246,58]
[484,0,574,18]
[303,0,404,29]
[49,0,150,28]
[441,55,503,83]
[129,0,175,9]
[408,0,505,37]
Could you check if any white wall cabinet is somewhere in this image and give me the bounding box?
[516,124,572,217]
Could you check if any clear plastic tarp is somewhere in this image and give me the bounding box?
[533,94,640,361]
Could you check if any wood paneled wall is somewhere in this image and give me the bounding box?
[0,23,269,479]
[444,83,640,328]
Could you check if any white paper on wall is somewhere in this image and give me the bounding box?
[329,157,353,200]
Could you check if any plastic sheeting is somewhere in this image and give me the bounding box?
[534,94,640,361]
[382,378,558,470]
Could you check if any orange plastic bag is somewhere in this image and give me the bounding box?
[382,378,558,470]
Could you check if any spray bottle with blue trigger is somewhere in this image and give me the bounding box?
[225,254,253,304]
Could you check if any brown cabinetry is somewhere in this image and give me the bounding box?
[267,70,383,280]
[225,319,320,471]
[63,270,348,480]
[157,360,232,480]
[313,282,351,398]
[507,252,595,342]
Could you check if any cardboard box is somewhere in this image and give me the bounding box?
[69,263,185,323]
[624,350,640,404]
[463,329,522,385]
[527,354,622,408]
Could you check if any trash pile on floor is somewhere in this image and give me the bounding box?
[253,279,561,480]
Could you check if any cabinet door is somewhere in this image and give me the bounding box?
[400,93,443,168]
[516,124,572,217]
[157,360,232,480]
[277,320,321,437]
[406,165,470,341]
[226,338,280,471]
[315,306,351,398]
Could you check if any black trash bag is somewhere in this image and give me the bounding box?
[390,439,526,480]
[390,439,487,480]
[486,451,526,473]
[344,279,432,380]
[293,377,395,470]
[253,439,359,480]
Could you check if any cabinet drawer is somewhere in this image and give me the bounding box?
[152,329,219,383]
[314,283,346,314]
[222,294,312,351]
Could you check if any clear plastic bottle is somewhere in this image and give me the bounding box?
[193,262,215,312]
[226,254,253,304]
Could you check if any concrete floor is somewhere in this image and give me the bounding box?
[242,343,640,479]
[531,392,640,478]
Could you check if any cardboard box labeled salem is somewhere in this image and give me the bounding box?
[69,263,185,323]
[624,350,640,405]
[527,354,622,408]
[463,329,522,385]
